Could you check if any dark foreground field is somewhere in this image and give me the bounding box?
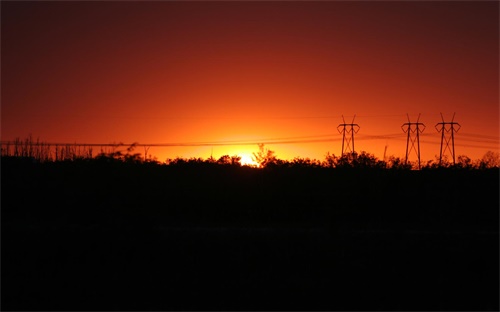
[2,157,499,311]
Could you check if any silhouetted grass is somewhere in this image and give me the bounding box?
[1,156,499,311]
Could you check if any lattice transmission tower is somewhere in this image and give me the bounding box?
[337,115,360,157]
[435,112,461,165]
[402,113,425,169]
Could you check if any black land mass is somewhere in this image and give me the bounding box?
[2,157,499,311]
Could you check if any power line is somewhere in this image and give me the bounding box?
[3,131,498,149]
[0,137,343,148]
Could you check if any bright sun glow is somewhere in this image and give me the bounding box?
[239,153,259,167]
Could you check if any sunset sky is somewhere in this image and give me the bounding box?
[2,1,499,163]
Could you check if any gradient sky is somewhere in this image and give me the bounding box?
[2,1,499,163]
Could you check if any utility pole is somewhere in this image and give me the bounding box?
[337,115,360,157]
[402,113,425,169]
[435,112,461,165]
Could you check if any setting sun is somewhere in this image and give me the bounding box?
[239,153,259,167]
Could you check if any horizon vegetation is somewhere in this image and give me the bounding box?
[1,136,499,170]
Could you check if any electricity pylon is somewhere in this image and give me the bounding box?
[402,113,425,169]
[337,115,360,157]
[435,112,461,165]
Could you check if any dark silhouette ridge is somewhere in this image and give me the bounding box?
[2,136,499,169]
[1,155,499,311]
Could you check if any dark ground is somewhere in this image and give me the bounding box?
[1,158,499,311]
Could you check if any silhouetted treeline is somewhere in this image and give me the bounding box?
[1,153,498,311]
[3,154,498,228]
[2,137,500,169]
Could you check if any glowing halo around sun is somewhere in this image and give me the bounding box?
[239,153,260,167]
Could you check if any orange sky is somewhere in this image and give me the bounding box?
[2,1,499,163]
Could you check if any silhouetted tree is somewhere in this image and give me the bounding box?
[217,155,242,166]
[290,157,322,168]
[217,155,232,165]
[230,155,242,166]
[479,151,500,169]
[386,155,412,170]
[335,152,358,168]
[455,155,474,169]
[252,144,278,168]
[165,157,188,165]
[323,152,338,168]
[95,142,145,163]
[351,151,385,169]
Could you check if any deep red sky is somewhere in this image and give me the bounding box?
[2,1,499,163]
